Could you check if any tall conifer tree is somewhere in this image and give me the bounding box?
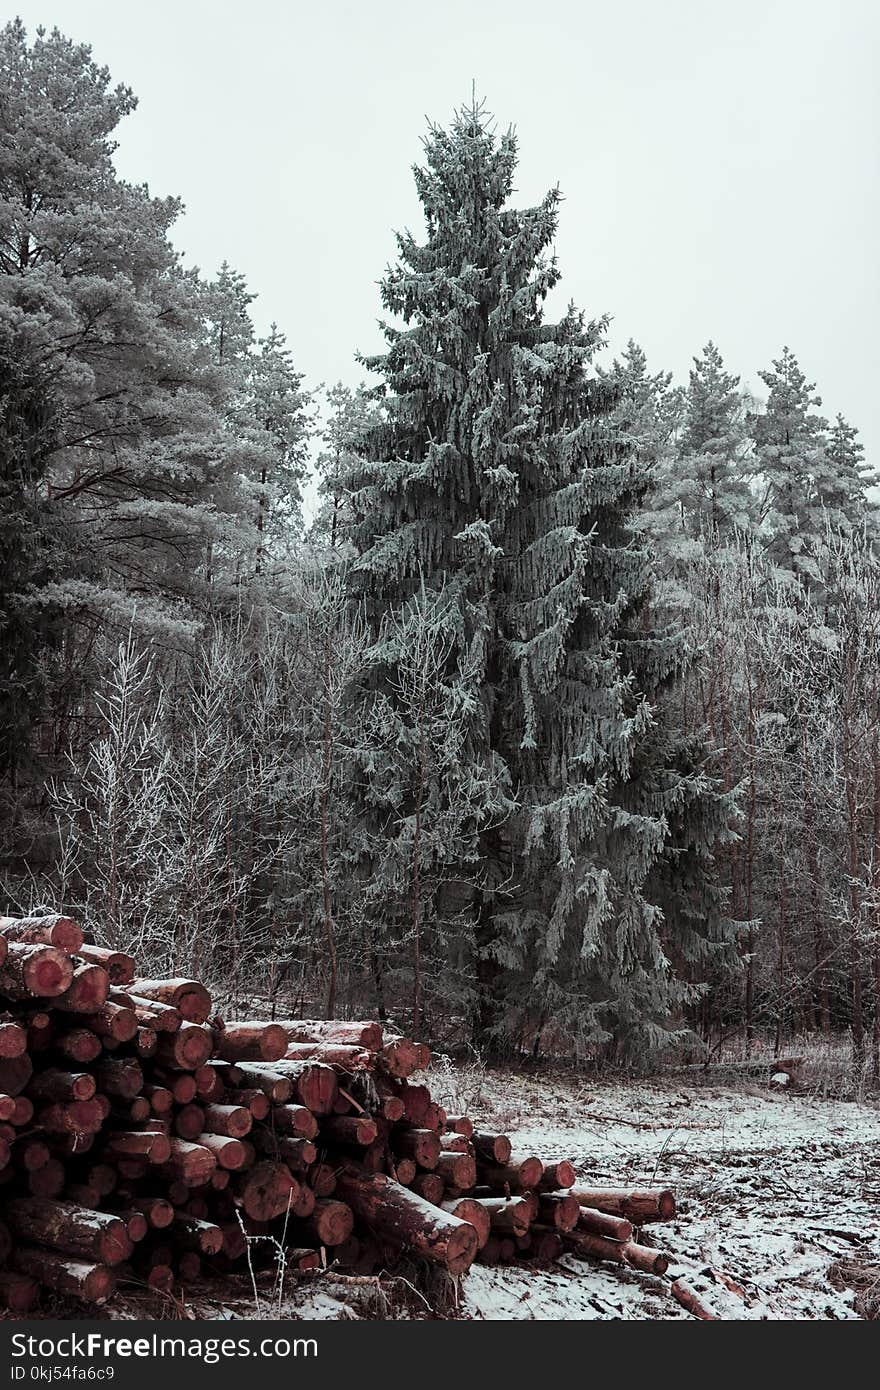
[343,103,735,1056]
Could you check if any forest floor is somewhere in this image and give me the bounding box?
[28,1063,880,1323]
[162,1064,880,1322]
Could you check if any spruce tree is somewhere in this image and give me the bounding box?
[343,103,735,1056]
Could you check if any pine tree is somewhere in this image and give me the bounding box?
[342,103,735,1056]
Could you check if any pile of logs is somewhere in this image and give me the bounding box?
[0,915,683,1316]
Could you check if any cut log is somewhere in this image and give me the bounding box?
[155,1024,213,1071]
[440,1197,491,1250]
[303,1198,354,1247]
[127,996,181,1032]
[280,1019,384,1049]
[81,1001,138,1042]
[476,1196,535,1237]
[0,942,75,1000]
[271,1103,320,1139]
[56,1028,102,1065]
[445,1115,474,1138]
[571,1187,676,1223]
[194,1133,248,1170]
[577,1206,633,1242]
[94,1057,143,1100]
[0,1052,33,1095]
[201,1103,253,1139]
[100,1131,171,1165]
[266,1061,337,1115]
[173,1104,207,1141]
[129,1197,174,1229]
[130,979,211,1024]
[0,915,83,953]
[53,962,109,1013]
[5,1197,132,1265]
[320,1115,378,1147]
[14,1247,116,1304]
[379,1037,424,1079]
[36,1098,105,1134]
[308,1162,337,1197]
[564,1228,670,1276]
[290,1184,316,1220]
[479,1156,544,1192]
[537,1161,576,1191]
[27,1068,96,1103]
[0,1022,27,1058]
[537,1193,581,1232]
[225,1063,292,1104]
[236,1160,298,1222]
[471,1133,512,1165]
[77,945,135,984]
[171,1214,224,1256]
[399,1082,430,1123]
[143,1083,174,1115]
[224,1087,270,1120]
[408,1173,445,1205]
[155,1138,217,1187]
[394,1127,441,1169]
[671,1278,720,1320]
[335,1164,477,1275]
[436,1151,477,1190]
[212,1022,288,1064]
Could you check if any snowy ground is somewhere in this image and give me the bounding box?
[448,1068,880,1320]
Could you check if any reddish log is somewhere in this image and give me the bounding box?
[439,1132,473,1154]
[0,942,74,1000]
[194,1133,248,1171]
[409,1173,445,1205]
[213,1022,287,1063]
[14,1138,50,1172]
[253,1131,317,1171]
[27,1068,96,1103]
[577,1207,633,1242]
[53,962,109,1013]
[171,1214,223,1255]
[14,1248,116,1304]
[271,1102,320,1139]
[394,1127,441,1169]
[440,1196,491,1250]
[280,1019,384,1049]
[436,1151,477,1190]
[173,1104,207,1140]
[0,1022,27,1058]
[77,945,135,984]
[129,1197,174,1230]
[82,1001,138,1042]
[155,1024,212,1071]
[101,1131,171,1164]
[268,1062,337,1115]
[5,1198,132,1265]
[127,996,181,1032]
[130,979,211,1024]
[303,1198,354,1247]
[290,1184,316,1220]
[671,1278,720,1320]
[570,1187,676,1223]
[320,1115,377,1147]
[564,1228,670,1275]
[28,1159,66,1197]
[399,1083,430,1123]
[236,1160,298,1222]
[379,1037,424,1079]
[336,1164,477,1275]
[36,1099,105,1134]
[94,1057,143,1100]
[202,1103,253,1139]
[224,1063,292,1103]
[224,1087,270,1120]
[476,1196,535,1238]
[537,1193,581,1232]
[479,1156,544,1192]
[471,1133,513,1165]
[144,1084,174,1115]
[0,1052,33,1095]
[308,1162,337,1197]
[156,1138,217,1187]
[56,1028,102,1065]
[530,1229,564,1262]
[283,1041,373,1070]
[0,915,83,952]
[537,1161,576,1191]
[445,1115,474,1138]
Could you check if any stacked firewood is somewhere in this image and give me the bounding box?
[0,915,680,1315]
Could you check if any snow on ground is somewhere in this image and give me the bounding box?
[446,1068,880,1320]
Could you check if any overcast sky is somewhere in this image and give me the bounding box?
[13,0,880,461]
